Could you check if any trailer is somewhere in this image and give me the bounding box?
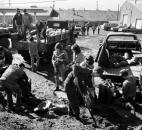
[10,20,73,62]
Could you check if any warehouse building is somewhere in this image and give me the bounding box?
[120,0,142,29]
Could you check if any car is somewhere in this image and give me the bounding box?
[122,27,142,34]
[95,32,142,88]
[112,25,126,32]
[103,23,118,31]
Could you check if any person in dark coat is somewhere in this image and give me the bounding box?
[13,8,23,35]
[64,65,94,120]
[36,20,47,43]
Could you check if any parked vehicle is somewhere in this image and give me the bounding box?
[103,23,118,31]
[122,27,142,34]
[112,25,126,32]
[95,32,142,87]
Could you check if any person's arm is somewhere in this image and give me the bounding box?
[75,53,85,65]
[72,52,76,63]
[63,50,68,63]
[13,15,17,30]
[80,61,86,68]
[122,81,129,97]
[52,52,56,65]
[64,72,74,88]
[13,15,16,25]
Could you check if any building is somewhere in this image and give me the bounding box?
[57,9,118,25]
[0,7,59,26]
[120,0,142,29]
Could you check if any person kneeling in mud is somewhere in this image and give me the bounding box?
[64,65,95,120]
[0,63,27,111]
[113,69,136,111]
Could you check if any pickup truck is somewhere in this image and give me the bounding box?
[95,32,142,87]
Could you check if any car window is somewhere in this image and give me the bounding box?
[107,35,135,41]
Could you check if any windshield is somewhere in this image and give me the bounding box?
[107,35,136,41]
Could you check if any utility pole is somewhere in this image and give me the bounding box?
[117,4,119,20]
[9,0,11,7]
[53,0,55,9]
[96,0,99,10]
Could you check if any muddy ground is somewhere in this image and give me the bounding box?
[0,30,142,130]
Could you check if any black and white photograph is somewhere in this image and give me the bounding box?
[0,0,142,129]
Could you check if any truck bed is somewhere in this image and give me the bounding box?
[104,65,142,78]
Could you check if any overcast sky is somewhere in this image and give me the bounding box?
[1,0,126,10]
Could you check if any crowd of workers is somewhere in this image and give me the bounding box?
[0,8,138,123]
[80,24,101,36]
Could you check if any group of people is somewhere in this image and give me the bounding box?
[13,8,33,40]
[0,11,138,119]
[52,43,94,91]
[81,24,100,36]
[51,42,138,120]
[0,39,138,120]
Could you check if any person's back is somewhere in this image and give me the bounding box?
[29,41,38,56]
[123,76,136,98]
[1,64,24,82]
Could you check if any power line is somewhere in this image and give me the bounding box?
[1,0,67,5]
